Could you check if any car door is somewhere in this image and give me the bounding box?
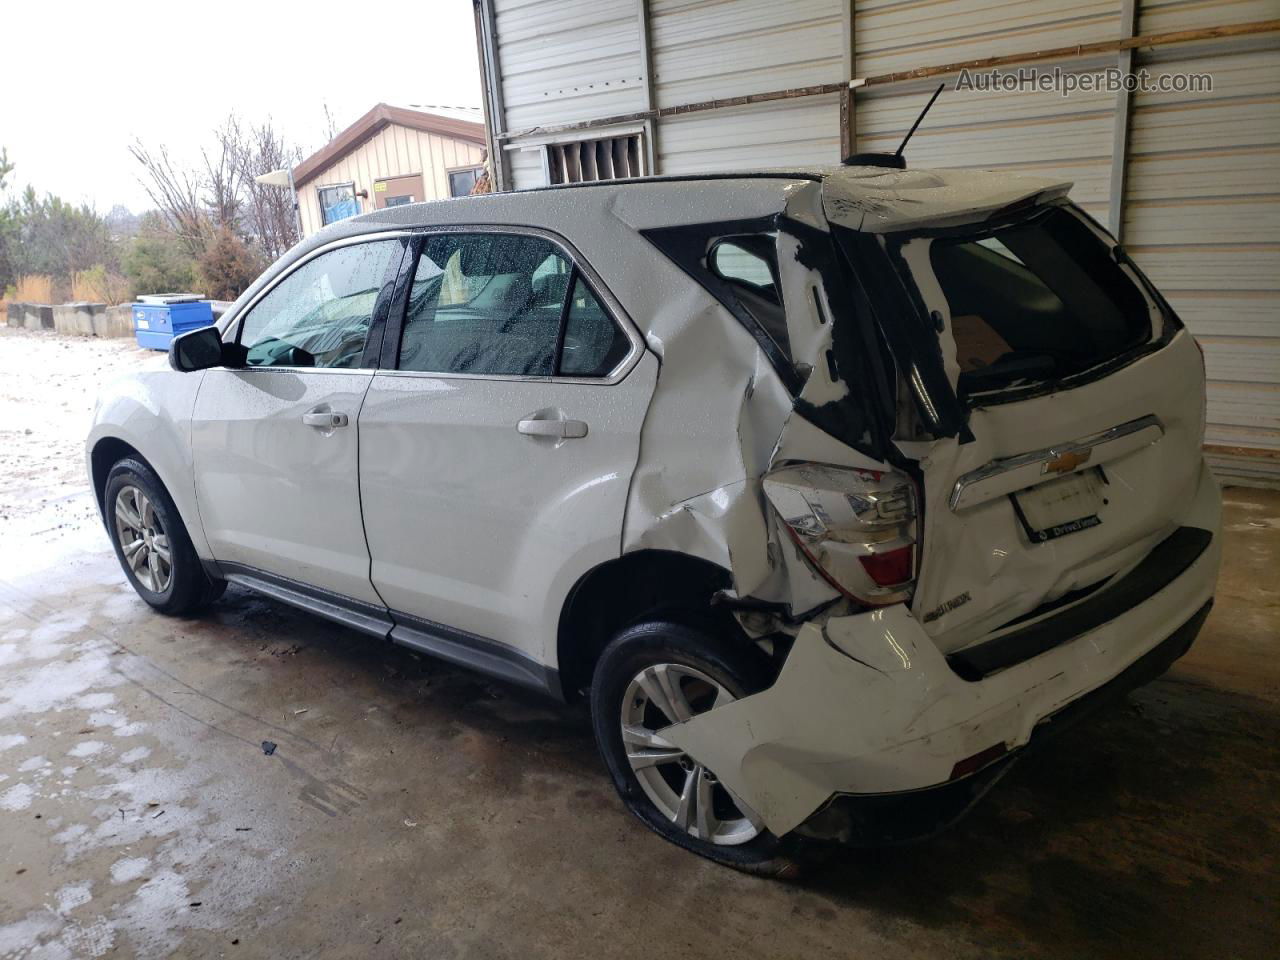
[191,235,407,606]
[357,228,657,681]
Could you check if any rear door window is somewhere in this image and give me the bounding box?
[397,232,630,378]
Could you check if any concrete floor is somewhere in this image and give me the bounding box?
[1,341,1278,959]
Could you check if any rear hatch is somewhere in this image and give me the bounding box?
[827,196,1206,655]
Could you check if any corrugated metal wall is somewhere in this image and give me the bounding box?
[482,0,1280,481]
[854,0,1124,76]
[854,63,1119,222]
[494,0,646,188]
[297,125,486,235]
[1125,25,1280,480]
[651,0,844,172]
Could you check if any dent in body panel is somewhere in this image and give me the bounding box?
[621,180,897,615]
[663,466,1220,837]
[617,178,1218,838]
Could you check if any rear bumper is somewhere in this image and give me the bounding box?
[797,599,1211,845]
[662,462,1223,839]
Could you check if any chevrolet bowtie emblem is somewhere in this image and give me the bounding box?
[1043,448,1092,475]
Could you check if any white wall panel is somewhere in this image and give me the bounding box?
[651,0,844,107]
[495,0,646,130]
[1125,40,1280,472]
[855,0,1123,76]
[507,145,549,190]
[855,66,1117,218]
[659,95,842,173]
[1138,0,1278,33]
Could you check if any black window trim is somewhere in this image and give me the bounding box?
[378,223,645,386]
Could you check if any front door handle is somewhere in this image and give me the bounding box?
[302,410,349,429]
[517,418,588,439]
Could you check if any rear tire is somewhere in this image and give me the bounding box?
[590,617,811,877]
[104,458,223,615]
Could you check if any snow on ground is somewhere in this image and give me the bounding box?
[0,328,161,526]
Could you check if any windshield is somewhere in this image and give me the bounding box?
[921,206,1156,396]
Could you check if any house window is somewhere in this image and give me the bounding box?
[448,167,484,197]
[546,134,644,184]
[317,183,360,225]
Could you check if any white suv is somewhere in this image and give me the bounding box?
[88,164,1221,874]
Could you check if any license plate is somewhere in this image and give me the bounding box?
[1011,468,1105,543]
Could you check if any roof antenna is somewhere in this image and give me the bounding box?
[895,82,946,160]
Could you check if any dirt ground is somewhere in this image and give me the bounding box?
[0,328,1277,959]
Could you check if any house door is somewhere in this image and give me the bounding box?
[374,174,425,209]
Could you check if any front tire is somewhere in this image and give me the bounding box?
[104,458,222,615]
[590,617,807,876]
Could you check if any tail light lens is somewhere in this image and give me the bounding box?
[763,462,918,605]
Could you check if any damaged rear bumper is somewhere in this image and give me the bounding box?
[662,465,1222,841]
[796,599,1211,846]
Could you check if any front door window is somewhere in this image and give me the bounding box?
[238,240,401,369]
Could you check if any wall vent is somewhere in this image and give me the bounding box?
[546,134,644,184]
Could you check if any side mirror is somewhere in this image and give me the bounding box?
[169,325,227,372]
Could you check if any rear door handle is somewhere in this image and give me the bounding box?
[302,410,349,428]
[517,418,588,439]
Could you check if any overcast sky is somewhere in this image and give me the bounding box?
[1,0,484,213]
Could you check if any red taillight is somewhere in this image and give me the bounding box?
[858,545,915,587]
[763,462,918,605]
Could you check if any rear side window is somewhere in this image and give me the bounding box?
[397,232,629,378]
[927,208,1153,392]
[239,239,400,368]
[641,223,798,392]
[560,275,630,376]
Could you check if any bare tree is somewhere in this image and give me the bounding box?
[231,119,301,260]
[129,140,213,258]
[132,112,304,263]
[203,116,245,232]
[321,102,339,143]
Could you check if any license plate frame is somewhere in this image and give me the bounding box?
[1010,467,1106,544]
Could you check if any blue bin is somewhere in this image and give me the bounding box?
[132,296,215,350]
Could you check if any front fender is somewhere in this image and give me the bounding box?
[87,368,210,558]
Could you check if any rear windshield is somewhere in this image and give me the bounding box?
[925,207,1154,395]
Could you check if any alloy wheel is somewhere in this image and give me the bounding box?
[620,662,763,845]
[113,485,173,593]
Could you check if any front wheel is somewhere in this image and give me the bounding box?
[104,458,223,615]
[590,618,808,876]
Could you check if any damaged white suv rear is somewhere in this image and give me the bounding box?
[88,163,1221,875]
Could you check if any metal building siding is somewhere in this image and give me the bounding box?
[660,96,843,173]
[494,0,646,130]
[506,146,548,191]
[1138,0,1279,32]
[649,1,844,173]
[854,0,1122,76]
[1124,40,1280,471]
[650,0,844,106]
[855,67,1118,219]
[296,125,486,235]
